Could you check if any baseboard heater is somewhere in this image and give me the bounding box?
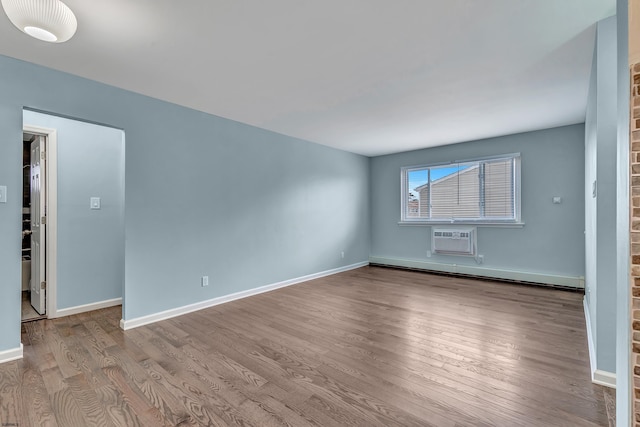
[368,257,584,291]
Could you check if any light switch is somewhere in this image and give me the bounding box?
[90,197,101,209]
[0,186,6,203]
[552,196,562,204]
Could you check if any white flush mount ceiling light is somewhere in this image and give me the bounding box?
[1,0,77,43]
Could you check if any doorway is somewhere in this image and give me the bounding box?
[22,131,46,321]
[21,110,124,326]
[21,125,57,322]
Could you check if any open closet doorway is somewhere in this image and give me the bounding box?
[21,126,56,322]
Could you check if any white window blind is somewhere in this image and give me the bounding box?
[401,154,520,223]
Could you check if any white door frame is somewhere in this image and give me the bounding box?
[23,124,59,318]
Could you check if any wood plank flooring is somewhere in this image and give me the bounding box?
[1,266,609,426]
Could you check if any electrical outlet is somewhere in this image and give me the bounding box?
[477,255,484,264]
[426,250,431,258]
[341,251,345,259]
[201,276,209,287]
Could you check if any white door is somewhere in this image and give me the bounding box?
[30,136,46,315]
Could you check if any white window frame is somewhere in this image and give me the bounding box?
[400,153,522,226]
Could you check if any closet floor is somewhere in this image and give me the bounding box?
[21,291,45,323]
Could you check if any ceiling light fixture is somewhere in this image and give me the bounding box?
[1,0,77,43]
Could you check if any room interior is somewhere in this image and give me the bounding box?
[0,0,638,425]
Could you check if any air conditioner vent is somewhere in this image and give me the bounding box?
[432,228,475,256]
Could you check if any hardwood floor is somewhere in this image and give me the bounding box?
[1,266,608,426]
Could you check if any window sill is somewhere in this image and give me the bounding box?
[398,221,525,228]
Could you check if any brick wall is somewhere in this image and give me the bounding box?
[631,62,640,425]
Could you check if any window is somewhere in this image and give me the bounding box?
[401,154,521,224]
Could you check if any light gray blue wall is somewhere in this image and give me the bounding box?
[23,110,125,309]
[596,16,619,376]
[370,124,585,278]
[588,16,618,375]
[0,54,370,352]
[616,0,631,424]
[122,108,369,319]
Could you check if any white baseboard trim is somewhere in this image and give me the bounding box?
[0,344,23,364]
[583,297,597,376]
[120,261,369,331]
[54,297,122,318]
[593,369,616,388]
[369,256,584,288]
[583,297,616,389]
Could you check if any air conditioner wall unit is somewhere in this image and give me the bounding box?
[432,228,476,256]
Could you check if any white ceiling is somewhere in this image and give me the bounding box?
[0,1,616,156]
